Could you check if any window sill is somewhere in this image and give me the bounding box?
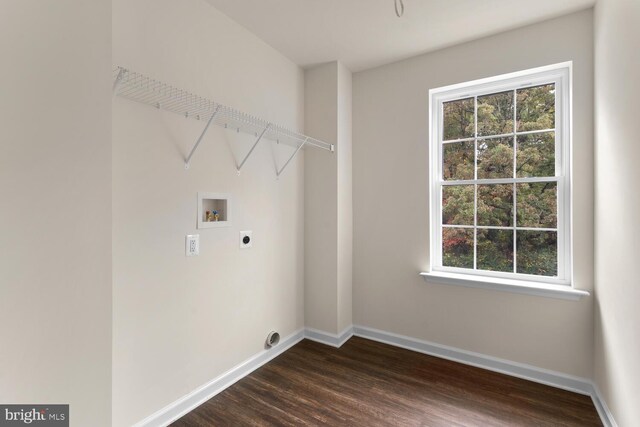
[419,271,589,301]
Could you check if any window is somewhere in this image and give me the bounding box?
[428,63,572,288]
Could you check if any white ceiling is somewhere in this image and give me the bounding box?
[205,0,594,72]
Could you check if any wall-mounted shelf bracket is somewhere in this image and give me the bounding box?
[185,105,221,170]
[112,68,125,97]
[237,124,271,175]
[277,137,308,178]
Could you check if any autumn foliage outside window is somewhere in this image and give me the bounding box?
[431,64,571,283]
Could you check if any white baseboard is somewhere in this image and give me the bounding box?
[588,382,618,427]
[353,325,591,394]
[132,328,305,427]
[305,326,354,348]
[132,323,616,427]
[353,324,616,427]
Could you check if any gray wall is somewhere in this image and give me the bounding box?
[594,0,640,424]
[112,0,305,424]
[304,61,353,336]
[0,1,112,425]
[353,9,594,377]
[304,63,340,333]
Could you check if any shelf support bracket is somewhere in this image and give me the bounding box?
[237,124,271,174]
[184,105,221,170]
[276,137,308,178]
[112,68,125,98]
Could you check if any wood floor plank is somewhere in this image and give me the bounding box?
[172,337,602,426]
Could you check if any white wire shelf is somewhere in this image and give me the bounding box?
[112,66,334,174]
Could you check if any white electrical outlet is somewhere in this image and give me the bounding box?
[186,234,199,256]
[240,231,252,249]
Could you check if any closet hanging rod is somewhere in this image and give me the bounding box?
[112,66,335,167]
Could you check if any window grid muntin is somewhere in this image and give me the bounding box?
[442,224,557,232]
[512,89,518,273]
[473,96,478,269]
[442,127,556,145]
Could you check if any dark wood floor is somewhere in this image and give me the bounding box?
[172,337,602,426]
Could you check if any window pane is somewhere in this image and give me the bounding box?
[443,98,474,140]
[477,137,514,179]
[477,229,513,272]
[443,185,474,225]
[517,84,555,132]
[443,228,474,269]
[477,91,514,136]
[516,182,557,228]
[517,231,557,276]
[477,184,513,227]
[516,132,555,177]
[443,141,474,180]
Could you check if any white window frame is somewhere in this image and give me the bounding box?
[424,62,582,297]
